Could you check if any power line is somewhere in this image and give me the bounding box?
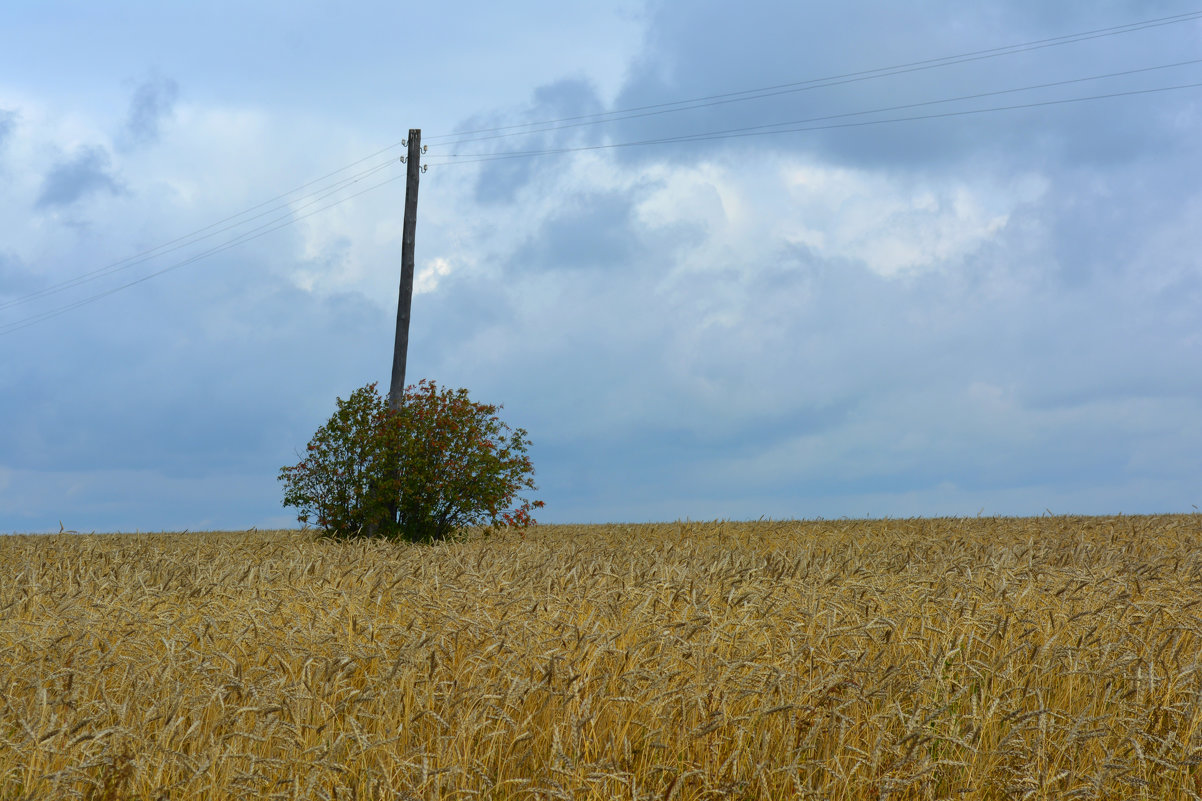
[8,79,1197,335]
[424,9,1202,148]
[698,58,1202,140]
[5,9,1199,335]
[19,65,1183,334]
[0,172,405,337]
[426,71,1202,166]
[0,157,400,312]
[12,8,1197,311]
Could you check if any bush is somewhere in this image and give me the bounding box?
[279,380,543,543]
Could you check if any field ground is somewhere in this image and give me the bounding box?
[3,516,1202,799]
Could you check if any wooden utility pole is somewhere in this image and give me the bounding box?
[388,129,422,411]
[371,129,422,537]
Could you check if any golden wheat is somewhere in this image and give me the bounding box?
[2,516,1202,799]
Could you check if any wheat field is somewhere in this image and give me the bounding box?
[2,516,1202,800]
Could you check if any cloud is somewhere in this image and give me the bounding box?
[777,163,1045,276]
[0,251,39,296]
[608,1,1202,170]
[414,256,452,294]
[35,146,123,208]
[121,75,178,148]
[410,119,1202,521]
[2,1,1200,530]
[521,224,1202,520]
[0,268,390,478]
[470,77,606,204]
[510,190,638,272]
[0,109,14,149]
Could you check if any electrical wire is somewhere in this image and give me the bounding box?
[427,72,1202,166]
[424,9,1202,148]
[0,172,405,337]
[11,70,1193,336]
[9,7,1196,317]
[0,157,400,312]
[3,9,1199,336]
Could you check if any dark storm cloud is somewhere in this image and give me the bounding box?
[121,75,178,148]
[35,146,123,208]
[609,1,1202,170]
[470,77,605,203]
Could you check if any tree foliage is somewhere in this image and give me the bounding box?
[279,380,542,543]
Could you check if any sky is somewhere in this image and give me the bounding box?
[1,1,1200,532]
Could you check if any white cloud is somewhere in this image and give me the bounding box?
[415,256,453,294]
[635,162,730,231]
[782,163,1047,276]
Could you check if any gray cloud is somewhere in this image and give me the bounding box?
[528,235,1202,519]
[0,251,39,296]
[4,0,1200,530]
[122,75,178,148]
[0,109,14,149]
[608,2,1202,170]
[415,137,1202,521]
[1040,156,1202,287]
[511,191,638,271]
[0,272,389,532]
[471,77,605,203]
[0,250,390,481]
[35,146,123,208]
